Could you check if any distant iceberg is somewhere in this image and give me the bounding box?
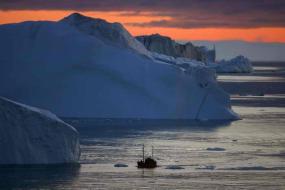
[165,165,185,170]
[196,165,216,170]
[206,147,226,151]
[114,163,128,167]
[209,56,253,73]
[0,13,238,120]
[136,34,252,73]
[0,97,80,165]
[136,33,216,63]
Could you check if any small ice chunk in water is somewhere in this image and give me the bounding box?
[114,163,128,167]
[206,147,226,151]
[196,165,216,170]
[165,165,185,170]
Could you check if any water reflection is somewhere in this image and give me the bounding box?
[63,118,232,139]
[218,75,285,82]
[0,165,80,189]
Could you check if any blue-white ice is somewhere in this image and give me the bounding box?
[0,97,80,165]
[0,13,237,120]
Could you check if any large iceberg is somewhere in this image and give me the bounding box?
[0,13,238,120]
[0,97,80,165]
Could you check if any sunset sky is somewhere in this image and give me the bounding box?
[1,0,285,42]
[1,0,285,60]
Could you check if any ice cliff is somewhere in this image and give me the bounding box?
[136,34,216,63]
[0,97,80,165]
[0,13,238,120]
[136,34,252,73]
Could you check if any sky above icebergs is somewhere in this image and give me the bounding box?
[0,1,285,42]
[0,1,285,60]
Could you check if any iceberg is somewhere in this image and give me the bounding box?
[136,34,216,63]
[206,147,226,151]
[196,165,216,170]
[136,34,252,73]
[0,13,238,120]
[0,97,80,165]
[165,165,185,170]
[61,13,151,58]
[114,163,128,167]
[209,55,253,73]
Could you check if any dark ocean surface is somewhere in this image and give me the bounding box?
[0,62,284,189]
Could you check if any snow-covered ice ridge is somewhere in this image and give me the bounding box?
[151,53,253,73]
[60,13,152,58]
[0,97,80,165]
[0,13,239,120]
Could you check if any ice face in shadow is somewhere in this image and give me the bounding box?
[136,34,216,63]
[0,13,238,120]
[0,97,80,165]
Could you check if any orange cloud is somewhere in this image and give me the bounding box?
[1,10,285,43]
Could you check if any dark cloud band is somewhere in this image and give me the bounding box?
[0,0,285,28]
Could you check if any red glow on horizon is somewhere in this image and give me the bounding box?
[1,10,285,43]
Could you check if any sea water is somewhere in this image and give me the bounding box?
[0,62,284,189]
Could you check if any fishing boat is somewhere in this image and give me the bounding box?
[137,145,157,168]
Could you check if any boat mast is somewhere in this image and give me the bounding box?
[142,144,145,161]
[151,146,154,158]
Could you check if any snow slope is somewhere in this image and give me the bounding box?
[0,13,238,120]
[0,97,80,165]
[60,13,151,58]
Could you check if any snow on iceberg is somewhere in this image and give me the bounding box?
[60,13,151,58]
[209,56,253,73]
[151,52,205,68]
[0,97,80,165]
[0,13,238,120]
